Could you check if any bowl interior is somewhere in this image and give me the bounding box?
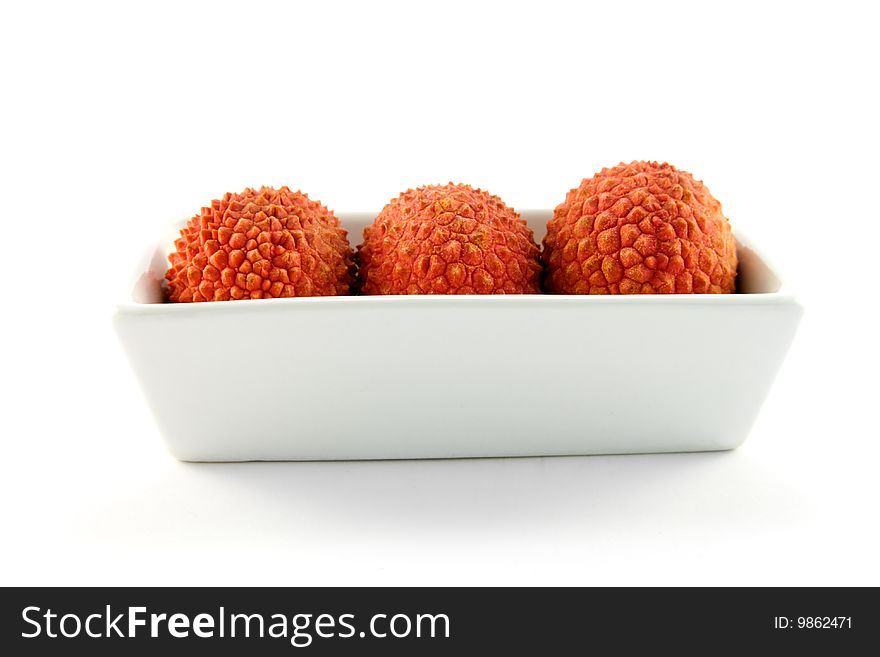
[130,209,783,304]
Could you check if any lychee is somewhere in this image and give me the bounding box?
[543,162,737,294]
[357,183,542,294]
[165,186,353,302]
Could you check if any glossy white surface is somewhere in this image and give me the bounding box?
[114,211,801,461]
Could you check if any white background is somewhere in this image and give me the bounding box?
[1,0,878,585]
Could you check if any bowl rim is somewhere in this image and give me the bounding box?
[116,209,797,313]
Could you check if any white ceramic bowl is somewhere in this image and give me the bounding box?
[114,210,802,461]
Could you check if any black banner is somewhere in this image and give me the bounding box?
[1,587,874,654]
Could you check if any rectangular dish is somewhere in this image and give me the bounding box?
[113,211,802,461]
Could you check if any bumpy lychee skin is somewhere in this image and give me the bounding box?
[357,183,542,295]
[543,162,737,294]
[165,186,353,302]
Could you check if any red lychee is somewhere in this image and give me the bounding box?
[543,162,737,294]
[357,183,542,294]
[165,186,353,302]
